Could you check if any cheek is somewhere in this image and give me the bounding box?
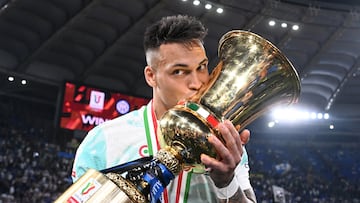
[159,81,186,101]
[160,87,183,108]
[163,84,182,98]
[200,72,210,83]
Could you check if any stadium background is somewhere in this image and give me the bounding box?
[0,0,359,202]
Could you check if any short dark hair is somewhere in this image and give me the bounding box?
[143,15,208,52]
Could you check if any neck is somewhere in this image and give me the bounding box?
[152,99,167,120]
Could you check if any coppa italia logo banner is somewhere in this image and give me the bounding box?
[67,178,101,203]
[89,90,105,110]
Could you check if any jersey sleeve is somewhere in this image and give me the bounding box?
[235,146,252,190]
[71,126,107,182]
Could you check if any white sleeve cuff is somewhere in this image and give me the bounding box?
[215,176,240,199]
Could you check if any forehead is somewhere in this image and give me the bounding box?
[157,41,206,63]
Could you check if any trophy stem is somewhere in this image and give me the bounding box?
[155,146,183,175]
[102,146,183,203]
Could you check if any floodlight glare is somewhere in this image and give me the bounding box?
[193,0,200,6]
[205,3,212,9]
[8,76,14,81]
[216,7,223,13]
[268,121,275,128]
[272,107,331,123]
[317,113,323,119]
[292,24,299,30]
[281,22,288,28]
[269,20,276,26]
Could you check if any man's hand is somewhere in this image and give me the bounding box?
[200,120,250,187]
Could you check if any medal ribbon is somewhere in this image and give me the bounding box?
[144,101,169,203]
[144,100,193,203]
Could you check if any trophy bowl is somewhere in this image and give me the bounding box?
[158,30,301,173]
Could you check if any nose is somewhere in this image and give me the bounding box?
[189,72,206,91]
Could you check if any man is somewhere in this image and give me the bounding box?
[72,15,256,203]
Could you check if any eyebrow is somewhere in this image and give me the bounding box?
[172,58,208,68]
[199,58,209,65]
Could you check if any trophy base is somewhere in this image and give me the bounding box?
[55,169,141,203]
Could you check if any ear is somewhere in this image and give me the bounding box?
[144,65,156,87]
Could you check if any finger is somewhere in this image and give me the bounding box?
[240,129,250,144]
[214,123,238,163]
[235,124,250,144]
[223,120,242,152]
[200,153,223,170]
[210,136,240,172]
[220,121,242,162]
[208,134,229,159]
[218,122,236,151]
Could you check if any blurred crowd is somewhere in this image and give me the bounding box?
[0,126,74,203]
[0,97,359,202]
[0,97,75,203]
[247,139,360,203]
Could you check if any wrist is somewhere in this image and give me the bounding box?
[215,175,240,199]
